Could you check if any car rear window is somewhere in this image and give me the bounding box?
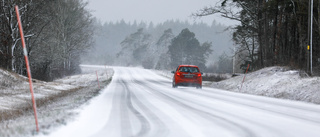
[178,67,199,73]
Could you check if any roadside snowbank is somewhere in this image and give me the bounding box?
[211,66,320,104]
[0,65,113,137]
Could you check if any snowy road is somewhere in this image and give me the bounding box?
[45,66,320,137]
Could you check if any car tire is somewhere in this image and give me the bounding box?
[172,81,177,88]
[196,85,202,89]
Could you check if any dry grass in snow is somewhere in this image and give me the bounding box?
[0,65,113,137]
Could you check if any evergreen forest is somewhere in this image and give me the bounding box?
[82,20,233,73]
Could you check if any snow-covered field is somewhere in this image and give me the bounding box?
[0,65,113,137]
[211,66,320,104]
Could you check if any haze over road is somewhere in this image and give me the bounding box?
[45,66,320,137]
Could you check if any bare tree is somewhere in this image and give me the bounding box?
[0,0,94,80]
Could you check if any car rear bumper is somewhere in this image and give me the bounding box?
[176,81,202,87]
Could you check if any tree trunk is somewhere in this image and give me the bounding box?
[258,0,264,68]
[272,9,278,65]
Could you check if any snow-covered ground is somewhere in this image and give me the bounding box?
[37,66,320,137]
[0,65,113,137]
[153,66,320,104]
[1,65,320,137]
[211,66,320,104]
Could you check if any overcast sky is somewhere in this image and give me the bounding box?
[85,0,238,26]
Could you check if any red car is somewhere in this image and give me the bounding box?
[171,65,202,89]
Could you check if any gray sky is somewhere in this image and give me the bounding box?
[85,0,237,26]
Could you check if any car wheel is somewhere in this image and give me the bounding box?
[196,85,202,89]
[172,81,177,88]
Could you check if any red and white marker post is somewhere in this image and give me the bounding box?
[240,64,250,92]
[15,5,39,132]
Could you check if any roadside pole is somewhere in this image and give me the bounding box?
[240,64,250,92]
[15,6,39,132]
[310,0,313,75]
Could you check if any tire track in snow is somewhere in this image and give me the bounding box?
[132,79,256,137]
[142,75,320,136]
[93,71,151,137]
[151,78,320,124]
[118,68,169,137]
[119,80,134,137]
[124,80,169,137]
[162,87,284,136]
[89,79,126,137]
[117,67,168,137]
[118,79,151,137]
[99,79,132,137]
[119,77,150,137]
[200,88,320,124]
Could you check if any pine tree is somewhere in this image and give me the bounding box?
[154,29,174,70]
[116,28,152,66]
[168,28,212,70]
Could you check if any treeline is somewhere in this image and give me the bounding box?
[116,28,213,71]
[83,19,234,72]
[0,0,94,81]
[195,0,320,75]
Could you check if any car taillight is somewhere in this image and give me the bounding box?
[197,74,201,77]
[177,72,181,77]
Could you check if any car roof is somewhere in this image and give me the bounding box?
[178,65,199,67]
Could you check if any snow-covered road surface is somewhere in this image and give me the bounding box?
[43,67,320,137]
